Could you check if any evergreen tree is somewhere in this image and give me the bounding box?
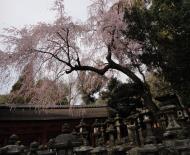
[123,0,190,106]
[100,78,143,117]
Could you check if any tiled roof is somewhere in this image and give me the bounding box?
[0,104,111,120]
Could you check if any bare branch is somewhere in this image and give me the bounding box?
[34,49,72,68]
[106,28,115,62]
[47,39,67,53]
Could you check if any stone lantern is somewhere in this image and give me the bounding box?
[28,141,39,155]
[127,115,162,155]
[71,129,83,147]
[36,139,56,155]
[105,117,115,146]
[90,121,108,155]
[161,105,182,140]
[93,119,100,134]
[77,119,87,133]
[76,119,89,145]
[47,139,55,152]
[177,108,189,127]
[92,119,101,146]
[143,115,156,144]
[54,123,82,155]
[74,119,93,155]
[114,114,122,142]
[97,123,106,146]
[0,134,25,155]
[8,134,19,145]
[126,121,136,146]
[159,114,167,130]
[74,145,93,155]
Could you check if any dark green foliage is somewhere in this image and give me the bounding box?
[107,77,121,92]
[123,0,190,106]
[0,95,9,104]
[11,77,24,92]
[10,76,30,104]
[151,0,190,106]
[10,96,25,104]
[81,93,96,105]
[56,97,69,105]
[100,78,143,117]
[146,72,173,98]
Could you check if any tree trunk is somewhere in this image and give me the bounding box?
[142,84,159,112]
[110,61,159,112]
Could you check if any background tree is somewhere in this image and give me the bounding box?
[2,0,188,110]
[0,0,158,110]
[154,0,190,106]
[146,72,174,106]
[99,77,143,116]
[146,72,173,97]
[9,62,34,104]
[33,78,70,105]
[0,95,9,104]
[76,71,107,105]
[124,0,190,106]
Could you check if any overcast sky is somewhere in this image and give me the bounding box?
[0,0,91,31]
[0,0,92,94]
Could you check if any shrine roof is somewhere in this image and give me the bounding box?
[0,104,112,121]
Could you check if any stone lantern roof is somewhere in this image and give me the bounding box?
[155,94,183,108]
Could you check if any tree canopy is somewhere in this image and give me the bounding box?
[0,0,189,109]
[123,0,190,106]
[99,77,143,116]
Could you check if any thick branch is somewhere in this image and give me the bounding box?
[34,48,157,111]
[110,61,144,85]
[66,64,110,75]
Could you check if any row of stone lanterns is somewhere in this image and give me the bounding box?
[64,103,190,155]
[1,103,189,155]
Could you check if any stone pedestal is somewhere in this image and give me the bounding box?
[0,145,23,155]
[127,144,164,155]
[37,150,56,155]
[90,146,107,155]
[74,145,93,155]
[113,145,126,155]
